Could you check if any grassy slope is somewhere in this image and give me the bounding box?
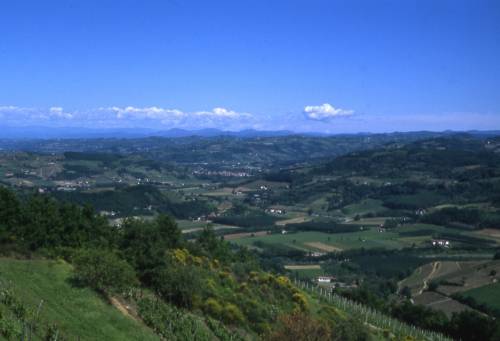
[341,199,385,217]
[0,258,159,341]
[462,282,500,310]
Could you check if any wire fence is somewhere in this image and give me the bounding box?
[293,278,453,341]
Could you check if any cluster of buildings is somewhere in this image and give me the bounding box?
[266,208,286,215]
[431,239,451,248]
[192,169,251,177]
[316,276,358,290]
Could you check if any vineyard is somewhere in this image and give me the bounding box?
[293,279,452,341]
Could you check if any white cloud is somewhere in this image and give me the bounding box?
[304,103,354,121]
[100,106,250,120]
[195,107,251,118]
[0,105,74,122]
[49,107,73,119]
[0,105,254,130]
[0,105,74,120]
[0,105,24,112]
[102,106,185,120]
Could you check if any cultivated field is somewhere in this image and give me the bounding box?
[284,264,324,280]
[304,242,342,252]
[413,292,472,317]
[462,282,500,311]
[275,216,312,226]
[399,260,500,316]
[230,228,414,251]
[284,264,321,270]
[223,230,270,240]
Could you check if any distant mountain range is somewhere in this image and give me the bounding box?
[1,126,499,140]
[0,126,302,139]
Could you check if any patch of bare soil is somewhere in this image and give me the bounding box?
[223,230,269,240]
[304,242,342,252]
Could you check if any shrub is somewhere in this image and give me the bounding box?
[73,248,138,294]
[264,312,332,341]
[222,303,244,324]
[204,298,223,318]
[151,264,205,308]
[292,293,309,311]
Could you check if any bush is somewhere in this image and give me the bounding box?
[428,281,439,292]
[292,293,309,311]
[151,263,205,308]
[264,312,332,341]
[222,303,245,324]
[204,298,223,318]
[73,248,138,294]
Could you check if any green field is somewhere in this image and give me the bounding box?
[462,282,500,311]
[228,217,500,253]
[231,228,413,251]
[341,199,385,217]
[287,267,325,280]
[0,258,158,340]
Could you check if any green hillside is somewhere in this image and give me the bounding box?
[0,258,159,340]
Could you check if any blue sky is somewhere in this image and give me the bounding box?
[0,0,499,133]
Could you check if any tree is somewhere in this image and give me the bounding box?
[155,214,182,249]
[120,215,183,283]
[449,310,499,341]
[0,186,21,243]
[151,263,205,308]
[383,218,398,229]
[196,226,231,261]
[401,286,412,299]
[428,281,439,292]
[22,194,64,250]
[73,248,138,294]
[391,301,448,333]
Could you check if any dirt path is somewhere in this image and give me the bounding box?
[284,264,321,270]
[275,216,311,226]
[110,297,140,322]
[418,261,441,295]
[427,297,452,307]
[182,225,238,234]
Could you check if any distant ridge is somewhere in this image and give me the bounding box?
[0,126,297,139]
[1,126,499,140]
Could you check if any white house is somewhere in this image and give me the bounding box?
[317,276,336,283]
[431,239,450,248]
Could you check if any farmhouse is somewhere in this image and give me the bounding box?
[431,239,450,248]
[309,251,326,257]
[267,208,285,215]
[317,276,336,283]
